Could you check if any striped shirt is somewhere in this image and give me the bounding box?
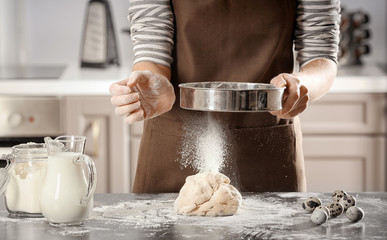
[128,0,340,68]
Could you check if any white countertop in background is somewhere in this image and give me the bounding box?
[0,64,386,96]
[332,64,387,93]
[0,64,130,96]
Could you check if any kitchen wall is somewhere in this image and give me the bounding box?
[1,0,386,67]
[0,0,133,67]
[340,0,387,65]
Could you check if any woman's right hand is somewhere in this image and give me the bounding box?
[109,70,176,124]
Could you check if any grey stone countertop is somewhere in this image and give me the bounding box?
[0,192,386,240]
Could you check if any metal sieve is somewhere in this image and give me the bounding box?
[179,82,285,112]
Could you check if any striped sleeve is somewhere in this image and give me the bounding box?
[128,0,174,68]
[128,1,341,69]
[294,0,341,67]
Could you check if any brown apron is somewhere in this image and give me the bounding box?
[133,0,307,193]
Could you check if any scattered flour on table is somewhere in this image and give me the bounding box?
[353,196,387,210]
[0,215,44,223]
[179,114,230,173]
[4,193,383,238]
[89,195,301,234]
[0,214,107,237]
[47,226,108,237]
[276,192,315,198]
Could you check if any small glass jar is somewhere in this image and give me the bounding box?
[4,143,47,218]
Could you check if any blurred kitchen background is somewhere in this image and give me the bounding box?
[0,0,133,66]
[0,0,386,193]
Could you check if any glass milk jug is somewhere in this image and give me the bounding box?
[2,143,47,217]
[41,136,97,226]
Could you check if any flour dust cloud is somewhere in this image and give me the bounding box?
[179,114,230,173]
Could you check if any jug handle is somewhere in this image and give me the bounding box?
[73,155,97,205]
[1,154,14,170]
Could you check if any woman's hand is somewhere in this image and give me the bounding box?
[110,70,175,124]
[269,73,310,119]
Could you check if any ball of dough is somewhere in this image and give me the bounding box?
[174,172,242,216]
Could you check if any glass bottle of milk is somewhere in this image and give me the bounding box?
[4,143,47,217]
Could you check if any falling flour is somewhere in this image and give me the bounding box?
[179,114,230,173]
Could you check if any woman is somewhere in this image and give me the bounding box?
[110,0,340,193]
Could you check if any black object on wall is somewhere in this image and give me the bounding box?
[80,0,120,68]
[339,7,371,66]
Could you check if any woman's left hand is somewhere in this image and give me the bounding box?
[269,73,310,119]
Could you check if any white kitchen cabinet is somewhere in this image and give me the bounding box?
[300,93,387,192]
[63,96,130,193]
